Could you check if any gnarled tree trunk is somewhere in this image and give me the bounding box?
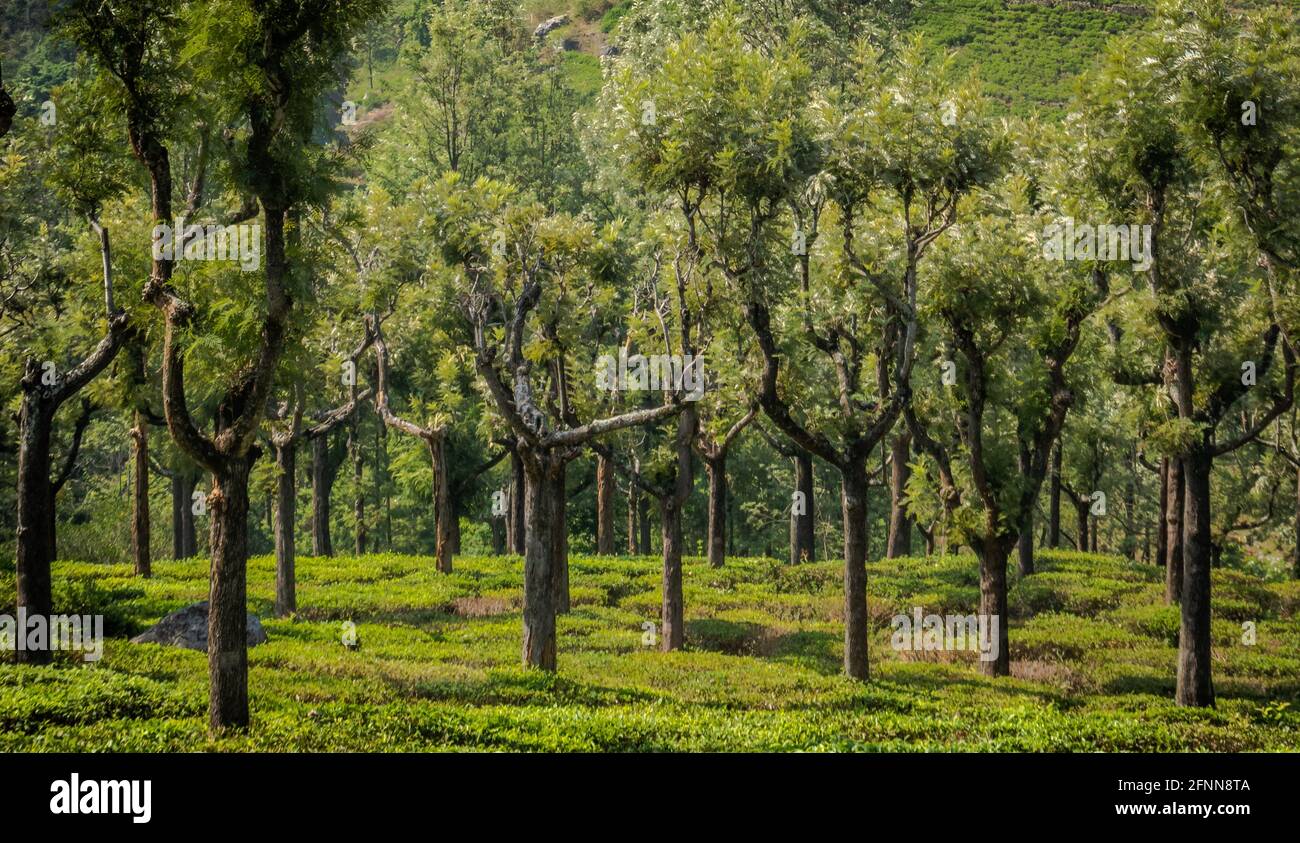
[976,539,1012,677]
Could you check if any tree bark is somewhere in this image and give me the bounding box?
[977,539,1012,677]
[273,440,296,616]
[1293,464,1299,580]
[310,434,340,557]
[1165,456,1185,604]
[131,410,152,577]
[171,472,198,558]
[431,434,453,573]
[886,432,913,557]
[208,457,252,731]
[1176,444,1214,707]
[1048,444,1062,548]
[841,455,869,680]
[638,491,651,555]
[596,451,615,554]
[791,450,815,564]
[521,449,559,670]
[550,458,569,612]
[659,493,684,651]
[15,393,54,664]
[1156,457,1169,569]
[1075,495,1090,552]
[508,447,525,555]
[705,456,727,568]
[626,476,639,554]
[351,413,365,555]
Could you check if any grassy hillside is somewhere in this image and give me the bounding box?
[2,550,1297,751]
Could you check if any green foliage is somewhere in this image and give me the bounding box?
[2,549,1297,751]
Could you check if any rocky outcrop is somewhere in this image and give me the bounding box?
[130,601,267,652]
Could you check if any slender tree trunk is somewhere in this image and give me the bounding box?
[841,455,869,680]
[351,416,365,555]
[448,497,461,555]
[626,477,638,555]
[977,539,1012,677]
[1018,524,1033,577]
[131,410,152,577]
[596,452,615,555]
[1176,444,1214,707]
[430,434,452,573]
[310,435,337,557]
[791,450,815,564]
[208,456,252,731]
[638,492,651,555]
[521,449,559,670]
[1048,444,1062,548]
[886,432,913,557]
[171,474,187,558]
[1156,457,1169,569]
[550,459,569,613]
[1166,456,1185,604]
[705,456,727,568]
[1075,497,1090,552]
[273,441,296,617]
[15,393,54,664]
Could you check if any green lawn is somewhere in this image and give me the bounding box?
[1,549,1298,751]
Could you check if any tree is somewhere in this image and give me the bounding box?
[431,174,681,670]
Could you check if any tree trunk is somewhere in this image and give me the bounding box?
[1156,457,1169,570]
[977,539,1012,677]
[1165,456,1185,604]
[310,434,338,557]
[273,441,296,617]
[791,450,815,564]
[351,416,365,555]
[1293,464,1299,580]
[626,477,638,554]
[430,434,453,573]
[509,448,525,555]
[550,459,569,613]
[841,455,869,680]
[208,456,252,731]
[596,452,615,555]
[1017,446,1033,575]
[1175,444,1214,707]
[15,392,54,664]
[131,410,152,577]
[705,456,727,568]
[886,432,913,557]
[1075,496,1090,552]
[659,493,685,651]
[638,492,651,555]
[521,449,559,670]
[1048,444,1062,548]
